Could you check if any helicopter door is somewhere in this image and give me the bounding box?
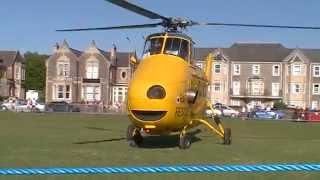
[164,38,190,61]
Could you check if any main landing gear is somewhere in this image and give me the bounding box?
[178,102,232,149]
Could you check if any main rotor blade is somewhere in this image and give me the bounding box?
[205,23,320,30]
[56,23,162,32]
[105,0,169,21]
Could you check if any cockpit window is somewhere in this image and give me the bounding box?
[164,38,189,60]
[143,38,164,57]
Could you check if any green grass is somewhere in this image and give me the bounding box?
[0,112,320,180]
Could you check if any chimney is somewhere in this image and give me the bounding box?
[110,43,117,64]
[53,42,60,53]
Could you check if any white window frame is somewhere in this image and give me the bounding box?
[233,64,240,75]
[292,64,302,75]
[231,99,241,106]
[291,83,303,94]
[232,81,240,95]
[313,83,320,95]
[112,86,128,104]
[15,65,20,80]
[313,65,320,77]
[57,62,70,77]
[272,65,280,76]
[312,101,318,110]
[252,65,260,75]
[214,64,221,74]
[85,86,101,101]
[86,60,99,79]
[53,84,72,100]
[250,81,264,96]
[272,83,280,96]
[213,81,221,92]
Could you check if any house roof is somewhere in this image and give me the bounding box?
[222,43,292,62]
[98,48,111,60]
[300,49,320,62]
[69,48,82,57]
[116,52,133,67]
[194,48,215,61]
[0,51,19,66]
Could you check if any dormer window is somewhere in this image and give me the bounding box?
[57,62,70,77]
[86,60,99,79]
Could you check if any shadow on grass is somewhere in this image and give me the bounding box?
[138,129,202,149]
[74,129,203,148]
[73,138,126,144]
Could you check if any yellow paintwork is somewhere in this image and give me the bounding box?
[127,33,217,135]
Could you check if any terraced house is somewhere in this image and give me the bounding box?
[0,51,26,99]
[45,40,134,107]
[195,43,320,110]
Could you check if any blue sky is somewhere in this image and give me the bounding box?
[1,0,320,55]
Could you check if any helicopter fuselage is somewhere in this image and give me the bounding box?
[127,53,208,135]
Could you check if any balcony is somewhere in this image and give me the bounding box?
[82,78,100,83]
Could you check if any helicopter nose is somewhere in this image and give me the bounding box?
[147,85,166,99]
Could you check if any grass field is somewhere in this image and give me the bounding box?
[0,112,320,180]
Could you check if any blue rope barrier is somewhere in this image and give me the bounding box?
[0,163,320,175]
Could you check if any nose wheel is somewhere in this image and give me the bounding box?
[127,124,143,147]
[179,133,191,149]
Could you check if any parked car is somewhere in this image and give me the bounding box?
[46,101,79,112]
[205,108,222,118]
[249,110,285,119]
[0,99,45,112]
[214,104,240,117]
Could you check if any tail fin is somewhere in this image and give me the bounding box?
[204,53,214,82]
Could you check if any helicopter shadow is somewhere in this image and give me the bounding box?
[74,127,203,148]
[139,129,202,149]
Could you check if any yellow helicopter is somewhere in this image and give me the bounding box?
[58,0,320,149]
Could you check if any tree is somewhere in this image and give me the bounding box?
[24,52,49,101]
[273,100,287,110]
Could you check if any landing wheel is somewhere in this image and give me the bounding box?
[223,128,232,145]
[179,133,191,149]
[127,124,143,147]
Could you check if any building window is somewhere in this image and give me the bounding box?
[58,85,64,99]
[112,87,128,104]
[272,83,280,96]
[232,81,240,95]
[292,64,302,75]
[54,84,71,100]
[214,64,221,74]
[272,65,280,76]
[86,61,99,79]
[313,84,320,95]
[312,101,318,110]
[231,99,241,106]
[57,62,69,77]
[291,83,303,94]
[15,66,20,79]
[313,65,320,77]
[252,65,260,75]
[248,80,264,96]
[85,86,100,101]
[233,64,240,75]
[213,81,221,92]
